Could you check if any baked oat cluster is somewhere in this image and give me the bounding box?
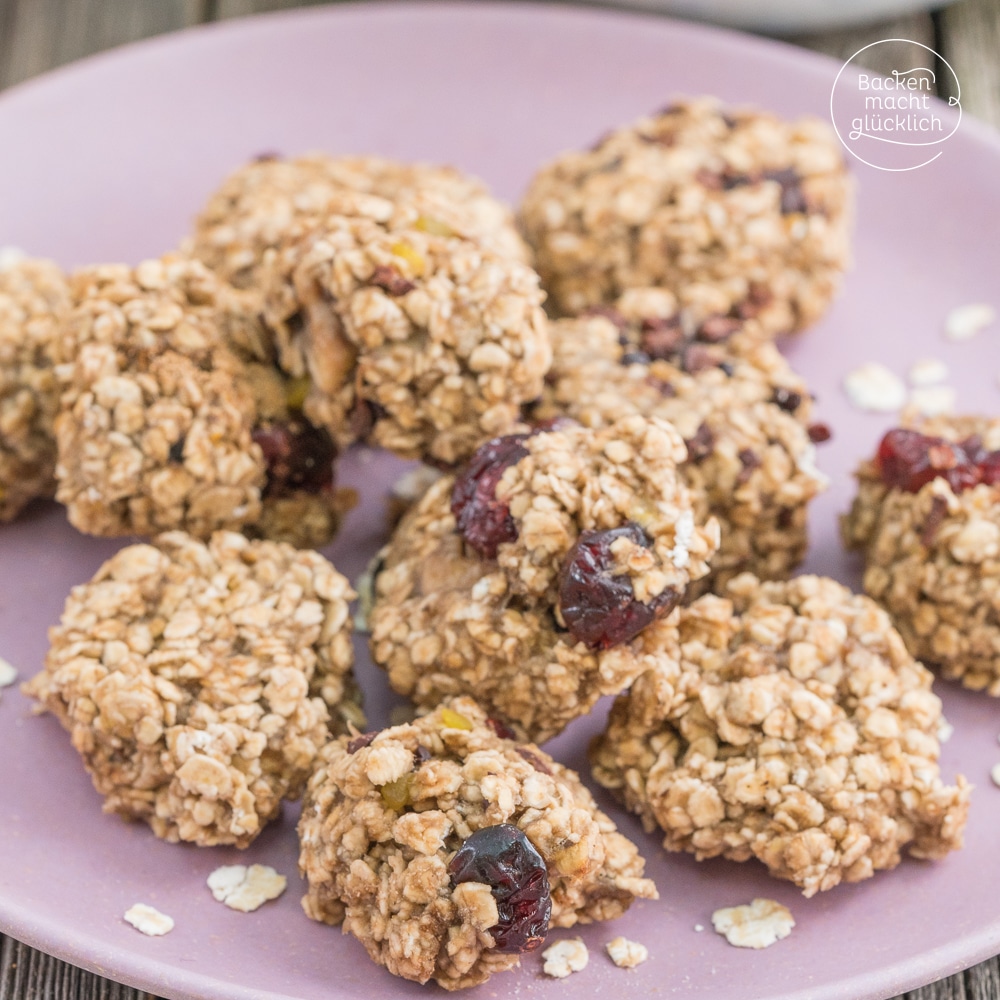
[259,190,551,466]
[54,256,351,547]
[520,97,852,334]
[590,574,970,896]
[369,414,719,742]
[530,286,830,591]
[298,696,657,989]
[24,531,362,847]
[188,152,528,289]
[843,415,1000,694]
[0,253,70,520]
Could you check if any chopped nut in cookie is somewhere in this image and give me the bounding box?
[24,531,361,847]
[123,903,174,937]
[542,938,589,978]
[712,899,794,949]
[298,696,656,990]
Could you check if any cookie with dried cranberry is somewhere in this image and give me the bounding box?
[529,287,829,593]
[842,415,1000,694]
[54,256,351,546]
[24,530,362,847]
[591,574,970,897]
[0,252,71,521]
[188,153,528,290]
[298,695,657,989]
[519,97,852,335]
[369,414,719,743]
[259,191,550,467]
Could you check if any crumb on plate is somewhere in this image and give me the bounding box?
[605,935,648,968]
[543,938,589,978]
[123,903,174,937]
[207,863,287,912]
[712,898,794,949]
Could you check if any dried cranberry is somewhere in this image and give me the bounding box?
[640,316,684,359]
[369,264,415,296]
[558,523,679,650]
[252,419,336,497]
[168,436,185,463]
[685,422,716,462]
[737,448,761,484]
[346,731,378,754]
[450,434,530,559]
[979,450,1000,486]
[808,422,833,444]
[876,428,980,493]
[448,824,551,954]
[772,387,803,413]
[763,168,809,215]
[486,716,517,740]
[515,747,553,775]
[921,495,949,547]
[697,315,741,343]
[580,304,628,335]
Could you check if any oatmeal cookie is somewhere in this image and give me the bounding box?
[298,695,657,989]
[520,97,852,334]
[369,415,719,743]
[188,153,528,289]
[590,574,970,897]
[842,416,1000,694]
[260,192,550,466]
[54,257,350,545]
[24,530,362,847]
[530,289,829,592]
[0,253,71,520]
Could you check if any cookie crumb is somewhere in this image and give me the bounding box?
[843,363,906,412]
[0,246,26,272]
[123,903,174,936]
[908,358,948,386]
[937,716,954,744]
[0,658,17,688]
[908,385,956,417]
[945,303,995,341]
[543,938,589,978]
[694,924,704,932]
[712,898,794,949]
[991,763,1000,788]
[207,864,287,912]
[605,936,648,968]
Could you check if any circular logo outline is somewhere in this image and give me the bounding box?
[829,38,962,173]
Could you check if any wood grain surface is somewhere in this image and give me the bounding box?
[0,1,998,999]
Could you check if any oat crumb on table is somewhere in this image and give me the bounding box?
[123,903,174,937]
[712,899,794,949]
[208,864,287,911]
[944,303,995,341]
[0,657,17,687]
[843,362,906,413]
[543,938,589,978]
[605,935,648,968]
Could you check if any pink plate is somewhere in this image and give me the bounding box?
[1,5,999,999]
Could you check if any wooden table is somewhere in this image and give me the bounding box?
[1,1,998,999]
